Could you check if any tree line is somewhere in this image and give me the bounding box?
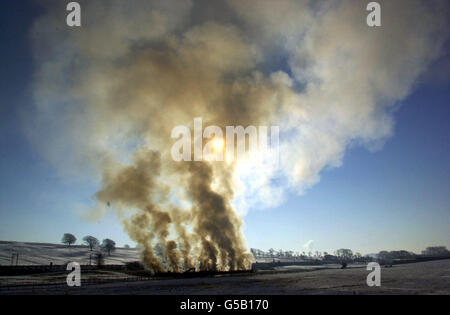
[61,233,127,256]
[251,246,450,262]
[250,248,363,262]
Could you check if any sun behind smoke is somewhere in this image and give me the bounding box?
[213,138,224,152]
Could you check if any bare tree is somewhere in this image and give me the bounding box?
[61,233,77,247]
[83,236,99,251]
[102,239,116,256]
[336,248,353,260]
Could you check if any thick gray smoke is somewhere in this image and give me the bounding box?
[28,0,448,271]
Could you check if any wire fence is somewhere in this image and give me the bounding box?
[0,275,153,293]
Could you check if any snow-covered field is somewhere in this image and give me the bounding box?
[2,259,449,295]
[0,241,140,266]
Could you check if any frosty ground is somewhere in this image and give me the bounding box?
[1,259,449,295]
[0,241,139,265]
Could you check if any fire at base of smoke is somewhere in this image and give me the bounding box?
[96,150,252,273]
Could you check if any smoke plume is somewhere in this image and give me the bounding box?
[29,0,448,271]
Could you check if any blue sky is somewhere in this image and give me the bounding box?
[0,1,449,255]
[245,77,450,254]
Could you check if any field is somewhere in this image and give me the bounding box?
[1,259,449,295]
[0,241,140,266]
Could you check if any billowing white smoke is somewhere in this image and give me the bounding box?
[28,0,448,270]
